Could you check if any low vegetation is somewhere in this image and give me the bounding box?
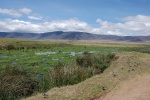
[0,38,150,100]
[45,52,115,89]
[0,66,39,100]
[25,52,150,100]
[0,52,115,100]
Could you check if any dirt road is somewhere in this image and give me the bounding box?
[100,75,150,100]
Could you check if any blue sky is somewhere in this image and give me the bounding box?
[0,0,150,36]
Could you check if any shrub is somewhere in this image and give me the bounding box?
[0,66,39,100]
[76,53,92,67]
[5,44,16,50]
[44,52,115,91]
[76,52,115,73]
[48,63,93,87]
[0,45,3,50]
[0,52,115,99]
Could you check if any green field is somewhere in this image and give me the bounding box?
[0,38,149,72]
[0,38,150,100]
[0,38,150,77]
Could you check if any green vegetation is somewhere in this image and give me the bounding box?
[25,52,150,100]
[0,66,39,100]
[42,53,115,91]
[0,53,115,100]
[0,38,150,100]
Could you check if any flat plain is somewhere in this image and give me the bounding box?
[0,38,150,100]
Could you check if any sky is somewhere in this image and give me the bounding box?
[0,0,150,36]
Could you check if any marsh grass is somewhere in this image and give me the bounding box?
[0,52,115,100]
[0,66,39,100]
[40,52,115,92]
[1,38,150,100]
[0,38,72,50]
[76,52,115,73]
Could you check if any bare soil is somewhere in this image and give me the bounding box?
[99,75,150,100]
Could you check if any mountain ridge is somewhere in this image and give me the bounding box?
[0,31,150,42]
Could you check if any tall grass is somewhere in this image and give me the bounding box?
[49,63,93,86]
[0,39,72,50]
[0,52,115,99]
[0,66,39,100]
[41,52,115,92]
[76,52,115,73]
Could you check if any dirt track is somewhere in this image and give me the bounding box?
[99,75,150,100]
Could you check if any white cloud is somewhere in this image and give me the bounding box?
[0,18,92,33]
[0,15,150,36]
[0,8,22,17]
[121,15,150,22]
[0,19,42,32]
[96,19,113,26]
[28,15,43,20]
[94,15,150,36]
[19,8,32,14]
[42,18,92,32]
[0,8,32,17]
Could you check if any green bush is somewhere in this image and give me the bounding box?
[76,52,115,73]
[42,52,115,91]
[0,45,3,50]
[0,52,115,99]
[0,66,39,100]
[76,53,92,67]
[48,63,93,87]
[5,44,16,50]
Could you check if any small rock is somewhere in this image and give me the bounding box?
[102,86,107,90]
[112,72,117,77]
[128,69,130,72]
[42,93,48,98]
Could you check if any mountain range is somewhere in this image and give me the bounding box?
[0,31,150,42]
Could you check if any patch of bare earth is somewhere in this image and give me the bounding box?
[99,75,150,100]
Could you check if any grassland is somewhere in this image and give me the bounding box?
[24,52,150,100]
[0,38,150,72]
[0,38,150,100]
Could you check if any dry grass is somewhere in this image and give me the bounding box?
[70,40,150,47]
[23,52,150,100]
[1,37,150,48]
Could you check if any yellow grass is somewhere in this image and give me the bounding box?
[70,40,150,47]
[1,37,150,47]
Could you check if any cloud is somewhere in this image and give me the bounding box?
[96,19,113,26]
[28,15,43,20]
[0,8,22,17]
[121,15,150,22]
[42,18,92,32]
[0,15,150,36]
[19,8,32,14]
[0,18,92,33]
[94,15,150,36]
[0,19,42,32]
[0,8,32,17]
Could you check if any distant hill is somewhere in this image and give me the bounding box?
[0,31,150,42]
